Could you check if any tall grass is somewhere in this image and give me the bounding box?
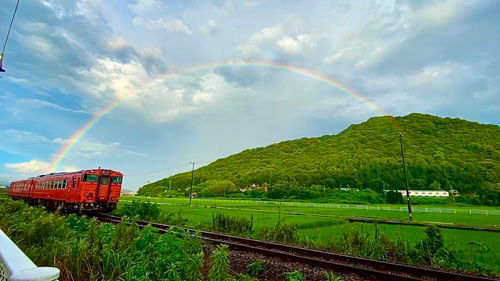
[0,197,213,281]
[211,212,253,235]
[115,200,498,275]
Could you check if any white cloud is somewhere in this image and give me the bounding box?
[407,63,459,86]
[128,0,163,14]
[106,36,131,50]
[243,0,259,9]
[5,77,29,84]
[134,17,191,33]
[414,0,463,27]
[132,71,231,123]
[276,34,314,55]
[52,138,73,145]
[237,44,261,58]
[77,57,151,100]
[5,160,50,173]
[52,138,146,158]
[251,26,283,42]
[277,36,302,55]
[19,99,88,114]
[297,34,314,47]
[5,130,49,143]
[24,35,62,60]
[200,20,218,35]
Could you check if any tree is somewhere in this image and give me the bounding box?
[199,180,236,197]
[385,190,403,204]
[429,180,441,190]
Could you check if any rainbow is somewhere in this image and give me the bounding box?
[46,60,391,173]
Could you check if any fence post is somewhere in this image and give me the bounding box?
[470,209,472,215]
[486,210,488,215]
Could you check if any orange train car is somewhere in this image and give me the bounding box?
[9,168,123,213]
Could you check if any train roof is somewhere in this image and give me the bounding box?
[28,169,122,179]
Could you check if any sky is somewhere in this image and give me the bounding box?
[0,0,499,190]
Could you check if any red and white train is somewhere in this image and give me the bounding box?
[9,168,123,213]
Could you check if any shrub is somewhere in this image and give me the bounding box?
[247,259,265,277]
[118,200,161,221]
[212,212,252,235]
[411,225,444,265]
[0,197,207,281]
[258,223,298,244]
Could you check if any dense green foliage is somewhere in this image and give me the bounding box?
[139,113,500,205]
[0,199,207,281]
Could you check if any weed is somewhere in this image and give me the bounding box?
[285,270,305,281]
[209,244,230,281]
[247,259,265,277]
[324,271,343,281]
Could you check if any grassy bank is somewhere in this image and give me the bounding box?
[117,197,500,274]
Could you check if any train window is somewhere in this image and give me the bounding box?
[84,174,99,182]
[101,177,109,184]
[112,177,122,184]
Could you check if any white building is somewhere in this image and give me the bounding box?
[390,190,449,197]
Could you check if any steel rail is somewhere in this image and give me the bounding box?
[96,214,496,281]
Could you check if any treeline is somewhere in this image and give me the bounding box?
[139,113,500,205]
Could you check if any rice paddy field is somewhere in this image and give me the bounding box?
[118,196,500,272]
[120,196,500,227]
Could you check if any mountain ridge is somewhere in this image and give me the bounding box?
[138,113,499,202]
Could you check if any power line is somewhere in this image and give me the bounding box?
[2,0,20,55]
[124,163,190,177]
[123,160,211,177]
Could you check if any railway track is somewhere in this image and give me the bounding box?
[96,213,495,281]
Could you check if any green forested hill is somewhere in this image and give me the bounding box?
[138,113,500,202]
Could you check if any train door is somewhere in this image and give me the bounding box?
[69,177,77,202]
[97,176,111,201]
[29,180,35,198]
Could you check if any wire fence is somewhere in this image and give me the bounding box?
[138,197,500,216]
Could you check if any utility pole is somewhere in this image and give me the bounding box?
[189,162,195,204]
[399,133,412,220]
[450,185,455,202]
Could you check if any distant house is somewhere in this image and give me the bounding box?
[240,184,268,193]
[387,190,449,197]
[0,185,7,190]
[120,189,137,196]
[340,188,359,191]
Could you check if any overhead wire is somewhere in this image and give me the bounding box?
[124,161,211,177]
[2,0,20,55]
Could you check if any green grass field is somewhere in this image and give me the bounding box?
[120,196,500,227]
[118,196,500,272]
